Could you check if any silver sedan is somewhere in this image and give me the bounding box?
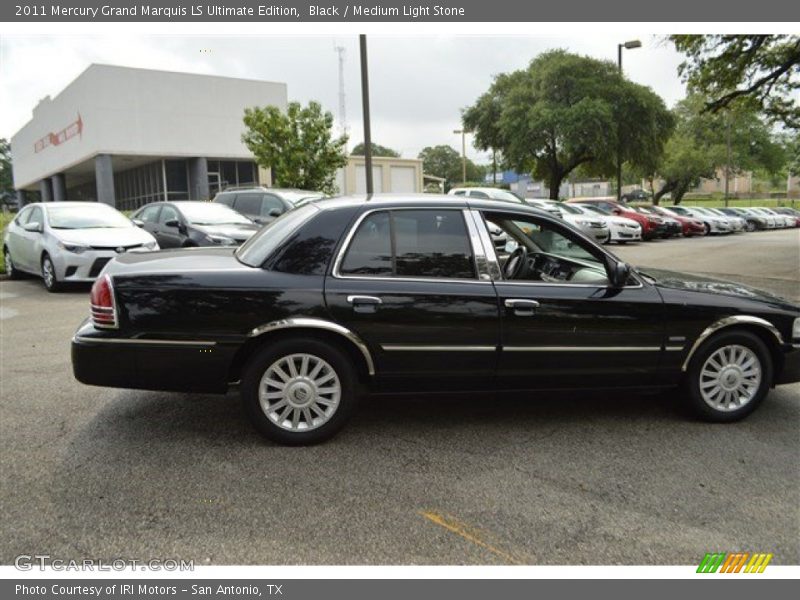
[3,202,158,292]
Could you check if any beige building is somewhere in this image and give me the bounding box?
[337,156,424,195]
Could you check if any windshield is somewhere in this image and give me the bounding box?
[236,204,319,267]
[580,204,611,216]
[177,202,252,225]
[554,202,582,215]
[47,205,132,229]
[489,189,525,203]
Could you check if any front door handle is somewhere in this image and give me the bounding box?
[347,295,382,314]
[504,298,540,316]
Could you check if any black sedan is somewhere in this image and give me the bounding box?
[131,201,260,248]
[72,195,800,444]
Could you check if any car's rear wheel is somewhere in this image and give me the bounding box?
[3,247,21,279]
[703,223,711,235]
[241,337,358,445]
[41,253,62,292]
[746,221,756,232]
[684,330,772,422]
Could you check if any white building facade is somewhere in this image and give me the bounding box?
[11,64,288,209]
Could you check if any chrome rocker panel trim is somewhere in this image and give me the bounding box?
[248,317,376,376]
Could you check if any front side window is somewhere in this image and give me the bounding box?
[340,209,475,279]
[234,193,263,216]
[26,207,43,226]
[485,212,609,285]
[261,194,285,216]
[138,205,161,223]
[158,205,180,225]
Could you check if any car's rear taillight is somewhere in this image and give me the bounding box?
[90,274,118,329]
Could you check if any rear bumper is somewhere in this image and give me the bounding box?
[71,319,235,393]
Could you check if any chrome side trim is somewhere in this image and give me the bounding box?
[381,344,496,352]
[665,346,685,352]
[468,209,503,281]
[73,336,216,347]
[462,208,493,281]
[504,346,663,352]
[248,317,375,376]
[681,315,785,372]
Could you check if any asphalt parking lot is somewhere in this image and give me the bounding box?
[1,229,798,566]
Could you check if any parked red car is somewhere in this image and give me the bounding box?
[647,205,706,236]
[566,197,666,240]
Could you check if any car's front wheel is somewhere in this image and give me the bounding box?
[684,330,772,422]
[3,247,22,279]
[241,337,358,445]
[41,253,62,292]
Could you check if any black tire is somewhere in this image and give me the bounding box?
[3,246,22,279]
[746,221,756,232]
[41,253,62,292]
[683,330,772,423]
[703,222,711,235]
[241,337,358,445]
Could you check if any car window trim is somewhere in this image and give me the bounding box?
[331,206,486,284]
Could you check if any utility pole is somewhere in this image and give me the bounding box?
[334,45,347,139]
[724,113,732,207]
[359,35,373,195]
[617,40,641,202]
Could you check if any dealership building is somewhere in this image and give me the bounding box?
[10,64,287,210]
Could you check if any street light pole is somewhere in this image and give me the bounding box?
[453,129,468,184]
[617,39,641,203]
[359,34,373,195]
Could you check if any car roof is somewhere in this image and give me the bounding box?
[306,193,553,218]
[24,201,118,210]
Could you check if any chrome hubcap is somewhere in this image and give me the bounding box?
[259,353,341,432]
[699,345,761,412]
[42,259,54,287]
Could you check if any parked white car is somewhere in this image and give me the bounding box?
[706,208,747,232]
[538,200,611,243]
[756,207,794,228]
[3,202,159,292]
[747,207,780,228]
[664,206,730,234]
[567,202,642,244]
[447,187,564,219]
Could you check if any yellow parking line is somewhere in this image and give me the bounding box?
[419,510,523,565]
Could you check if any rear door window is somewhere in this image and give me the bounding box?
[340,209,475,279]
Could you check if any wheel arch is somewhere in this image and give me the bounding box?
[228,317,375,384]
[681,315,784,378]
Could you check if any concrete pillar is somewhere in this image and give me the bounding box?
[39,179,53,202]
[94,154,116,207]
[188,157,210,200]
[52,173,67,202]
[16,190,28,208]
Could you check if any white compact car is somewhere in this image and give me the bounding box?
[706,208,747,232]
[3,202,159,292]
[538,200,610,243]
[757,207,794,228]
[568,202,642,244]
[447,187,564,219]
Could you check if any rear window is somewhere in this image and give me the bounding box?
[235,204,319,267]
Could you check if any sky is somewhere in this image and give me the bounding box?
[0,34,687,163]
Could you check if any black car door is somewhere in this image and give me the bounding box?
[156,204,186,248]
[134,204,162,244]
[325,207,501,393]
[477,209,668,390]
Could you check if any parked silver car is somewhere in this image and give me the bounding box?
[539,200,611,243]
[3,202,158,292]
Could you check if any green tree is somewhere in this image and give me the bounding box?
[242,101,348,195]
[671,35,800,128]
[0,139,13,198]
[651,96,785,204]
[351,142,400,157]
[465,50,674,199]
[418,145,484,189]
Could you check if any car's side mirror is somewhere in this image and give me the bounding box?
[612,208,622,215]
[131,219,145,228]
[164,219,181,228]
[23,221,42,233]
[610,261,631,288]
[268,208,282,217]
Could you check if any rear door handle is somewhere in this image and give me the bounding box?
[504,298,540,316]
[347,295,382,313]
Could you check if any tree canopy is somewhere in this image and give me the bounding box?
[671,35,800,129]
[0,139,13,198]
[351,142,401,157]
[242,101,348,195]
[650,95,785,204]
[464,50,674,199]
[417,145,485,188]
